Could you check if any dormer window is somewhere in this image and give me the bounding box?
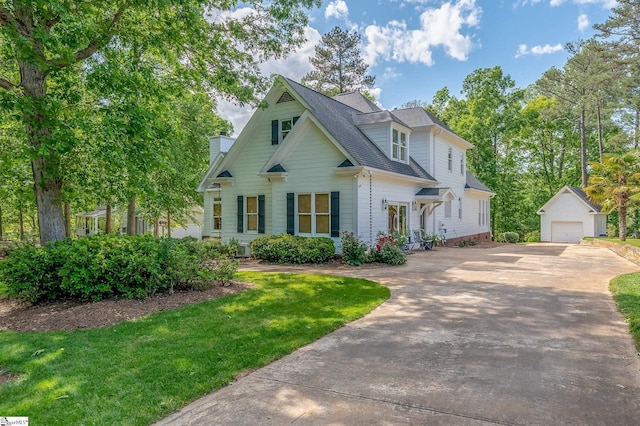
[392,129,407,162]
[281,119,293,140]
[271,116,299,145]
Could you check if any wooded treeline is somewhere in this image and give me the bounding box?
[0,0,321,242]
[421,1,640,239]
[2,1,639,242]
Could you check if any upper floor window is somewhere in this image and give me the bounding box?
[460,153,464,175]
[392,129,407,162]
[447,147,452,171]
[271,117,299,145]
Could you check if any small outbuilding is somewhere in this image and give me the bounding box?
[537,186,607,243]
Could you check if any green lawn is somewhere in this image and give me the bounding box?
[0,282,7,298]
[610,272,640,351]
[0,272,389,425]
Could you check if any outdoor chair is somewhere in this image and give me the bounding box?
[411,229,433,250]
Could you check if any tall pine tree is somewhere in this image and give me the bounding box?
[302,26,375,96]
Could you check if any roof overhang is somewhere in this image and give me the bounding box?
[334,166,365,176]
[257,172,288,182]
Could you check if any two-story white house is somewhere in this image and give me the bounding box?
[197,76,493,250]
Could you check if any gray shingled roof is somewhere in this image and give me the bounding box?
[353,110,411,127]
[391,107,457,134]
[283,77,435,181]
[465,172,493,193]
[333,92,381,113]
[568,186,602,212]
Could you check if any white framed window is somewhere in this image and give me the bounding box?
[246,196,258,232]
[447,147,453,171]
[460,153,464,175]
[444,200,452,218]
[458,198,462,220]
[392,128,408,162]
[478,200,482,226]
[281,118,293,140]
[213,197,222,231]
[297,193,330,235]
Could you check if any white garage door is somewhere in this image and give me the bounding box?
[551,222,583,243]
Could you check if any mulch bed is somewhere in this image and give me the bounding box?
[0,282,249,332]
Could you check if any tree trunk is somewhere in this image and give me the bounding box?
[64,202,71,238]
[580,106,588,188]
[127,198,136,236]
[633,109,640,149]
[106,205,112,234]
[153,219,159,237]
[597,102,603,163]
[19,209,25,241]
[167,213,172,238]
[19,50,66,243]
[619,201,628,241]
[0,204,3,240]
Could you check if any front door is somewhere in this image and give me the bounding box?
[388,202,408,236]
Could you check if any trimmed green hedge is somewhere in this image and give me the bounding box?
[250,234,335,264]
[0,235,235,303]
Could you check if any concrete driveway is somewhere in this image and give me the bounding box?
[156,243,640,425]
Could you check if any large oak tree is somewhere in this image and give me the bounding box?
[0,0,320,243]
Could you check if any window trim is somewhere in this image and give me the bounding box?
[444,199,452,218]
[391,127,409,163]
[458,197,462,220]
[460,153,464,175]
[447,147,453,172]
[245,195,259,233]
[212,197,222,231]
[296,192,331,236]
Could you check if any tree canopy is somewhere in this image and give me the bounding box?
[301,26,375,96]
[0,0,321,243]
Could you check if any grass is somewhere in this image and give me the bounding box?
[585,237,640,248]
[0,272,389,425]
[610,272,640,351]
[0,282,7,298]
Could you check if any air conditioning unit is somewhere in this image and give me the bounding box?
[237,243,252,258]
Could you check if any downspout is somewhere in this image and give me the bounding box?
[369,170,373,246]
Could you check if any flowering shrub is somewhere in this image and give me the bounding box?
[340,231,368,266]
[368,232,406,265]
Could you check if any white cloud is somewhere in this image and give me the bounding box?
[325,0,349,20]
[524,0,617,7]
[515,43,564,58]
[363,0,481,67]
[577,13,590,30]
[216,26,322,135]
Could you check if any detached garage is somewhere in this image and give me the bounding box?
[538,186,607,243]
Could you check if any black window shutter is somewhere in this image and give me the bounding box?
[258,195,265,234]
[237,195,244,233]
[330,191,340,238]
[271,120,279,145]
[293,116,300,125]
[286,193,295,235]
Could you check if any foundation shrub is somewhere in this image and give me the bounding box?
[250,234,335,264]
[0,235,237,303]
[340,231,368,266]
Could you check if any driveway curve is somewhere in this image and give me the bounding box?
[156,243,640,425]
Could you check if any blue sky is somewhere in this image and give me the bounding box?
[219,0,616,135]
